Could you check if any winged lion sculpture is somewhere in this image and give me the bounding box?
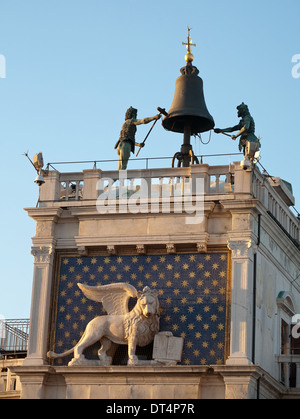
[47,282,160,366]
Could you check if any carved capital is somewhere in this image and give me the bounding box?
[31,246,54,264]
[227,240,256,259]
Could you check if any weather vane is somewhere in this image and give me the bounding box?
[182,27,196,63]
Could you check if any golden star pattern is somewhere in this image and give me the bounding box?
[51,252,230,366]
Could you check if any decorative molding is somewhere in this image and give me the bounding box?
[136,244,146,255]
[197,242,207,253]
[107,245,116,256]
[166,243,176,254]
[78,246,88,256]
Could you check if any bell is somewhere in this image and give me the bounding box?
[34,171,45,186]
[162,64,214,135]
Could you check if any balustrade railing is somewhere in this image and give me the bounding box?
[0,319,30,354]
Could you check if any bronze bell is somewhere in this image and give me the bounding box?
[162,63,215,167]
[162,29,215,167]
[162,64,215,135]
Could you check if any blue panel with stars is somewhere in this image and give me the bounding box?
[50,252,230,366]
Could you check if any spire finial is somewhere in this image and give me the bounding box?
[182,27,196,63]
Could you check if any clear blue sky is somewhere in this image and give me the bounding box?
[0,0,299,318]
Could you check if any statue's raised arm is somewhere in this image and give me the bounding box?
[214,102,260,155]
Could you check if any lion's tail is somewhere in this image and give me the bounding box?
[47,331,85,359]
[47,347,74,359]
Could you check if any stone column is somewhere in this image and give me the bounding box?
[23,246,55,366]
[226,239,256,366]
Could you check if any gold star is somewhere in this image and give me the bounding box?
[181,297,188,304]
[181,280,189,287]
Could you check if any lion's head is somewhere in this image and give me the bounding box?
[137,286,159,319]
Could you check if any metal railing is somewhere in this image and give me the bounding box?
[0,319,30,354]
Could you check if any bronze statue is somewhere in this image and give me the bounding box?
[115,107,161,170]
[214,103,260,155]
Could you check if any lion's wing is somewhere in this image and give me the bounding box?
[77,282,137,315]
